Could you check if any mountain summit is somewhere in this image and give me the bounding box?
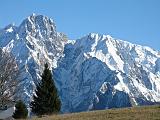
[0,14,160,112]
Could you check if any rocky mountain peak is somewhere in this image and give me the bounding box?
[0,14,68,104]
[18,14,56,39]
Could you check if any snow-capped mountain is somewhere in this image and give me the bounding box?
[0,14,160,112]
[0,14,67,103]
[54,33,160,112]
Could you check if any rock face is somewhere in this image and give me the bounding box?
[0,14,160,112]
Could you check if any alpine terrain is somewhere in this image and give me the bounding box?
[0,14,160,113]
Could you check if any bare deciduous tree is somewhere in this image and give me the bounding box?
[0,48,19,107]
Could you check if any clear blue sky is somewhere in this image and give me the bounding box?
[0,0,160,50]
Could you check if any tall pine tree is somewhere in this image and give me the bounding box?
[30,63,61,116]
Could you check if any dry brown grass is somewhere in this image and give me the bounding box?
[30,105,160,120]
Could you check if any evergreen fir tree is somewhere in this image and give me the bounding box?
[12,100,28,119]
[30,63,61,116]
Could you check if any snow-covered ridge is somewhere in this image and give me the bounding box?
[0,14,160,112]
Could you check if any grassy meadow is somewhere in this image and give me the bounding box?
[30,105,160,120]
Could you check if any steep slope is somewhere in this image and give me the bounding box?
[0,14,67,103]
[54,33,160,112]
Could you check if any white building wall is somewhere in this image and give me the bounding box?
[0,107,15,119]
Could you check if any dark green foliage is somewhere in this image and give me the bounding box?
[12,100,28,119]
[30,63,61,116]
